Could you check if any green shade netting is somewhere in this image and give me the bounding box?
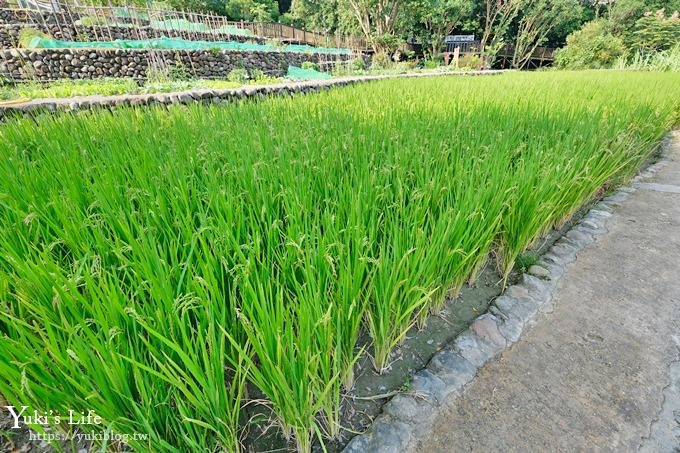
[27,36,352,55]
[286,65,333,80]
[149,19,254,37]
[75,16,254,37]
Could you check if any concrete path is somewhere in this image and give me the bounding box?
[412,134,680,453]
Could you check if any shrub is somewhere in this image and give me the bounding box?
[227,67,249,83]
[145,66,169,84]
[350,57,366,71]
[459,54,483,70]
[555,20,626,69]
[615,44,680,71]
[17,27,49,48]
[301,61,320,71]
[371,51,392,69]
[168,60,192,81]
[248,68,279,84]
[423,59,439,69]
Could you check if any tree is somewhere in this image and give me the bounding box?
[289,0,358,33]
[511,0,583,68]
[626,9,680,52]
[346,0,406,53]
[479,0,524,64]
[405,0,474,57]
[225,0,279,21]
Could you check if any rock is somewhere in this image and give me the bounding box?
[579,218,606,234]
[528,264,551,280]
[589,209,612,218]
[428,348,477,390]
[505,285,530,299]
[344,418,411,453]
[383,394,433,423]
[471,314,507,348]
[410,370,449,405]
[550,241,578,263]
[342,433,373,452]
[453,329,503,368]
[497,313,524,343]
[521,273,551,297]
[494,295,539,325]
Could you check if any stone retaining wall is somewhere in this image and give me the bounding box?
[0,23,17,47]
[0,47,361,81]
[0,23,263,48]
[0,8,17,24]
[0,8,68,26]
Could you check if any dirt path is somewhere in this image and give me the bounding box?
[411,133,680,453]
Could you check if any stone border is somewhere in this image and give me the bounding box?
[342,157,671,453]
[0,70,504,118]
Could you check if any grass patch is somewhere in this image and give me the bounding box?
[515,253,539,273]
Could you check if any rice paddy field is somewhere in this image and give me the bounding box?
[0,71,679,452]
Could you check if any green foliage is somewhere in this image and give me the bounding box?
[165,0,227,14]
[458,53,483,69]
[290,0,360,36]
[17,27,49,48]
[330,56,367,76]
[555,20,626,69]
[0,72,679,452]
[423,58,440,69]
[515,253,538,273]
[371,51,393,69]
[350,56,366,71]
[225,0,278,21]
[606,0,649,35]
[168,59,192,81]
[511,0,583,69]
[403,0,474,57]
[625,9,680,52]
[301,61,320,71]
[248,68,281,84]
[76,15,111,26]
[560,1,680,70]
[615,44,680,71]
[227,67,249,83]
[145,59,192,84]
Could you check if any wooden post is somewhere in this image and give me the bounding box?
[453,47,459,69]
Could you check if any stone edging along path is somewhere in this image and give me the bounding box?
[342,157,670,453]
[0,69,504,118]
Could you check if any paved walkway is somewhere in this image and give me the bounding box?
[412,134,680,453]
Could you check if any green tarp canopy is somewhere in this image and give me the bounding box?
[286,65,333,80]
[27,36,352,55]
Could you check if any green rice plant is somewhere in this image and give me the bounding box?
[0,71,678,453]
